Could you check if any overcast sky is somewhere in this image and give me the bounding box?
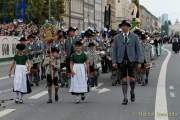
[139,0,180,24]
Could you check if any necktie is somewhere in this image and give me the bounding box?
[124,34,128,44]
[70,37,73,45]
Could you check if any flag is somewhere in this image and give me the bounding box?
[29,0,33,21]
[14,0,18,19]
[2,0,8,23]
[23,0,26,19]
[19,0,26,21]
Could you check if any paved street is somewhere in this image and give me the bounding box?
[0,45,179,120]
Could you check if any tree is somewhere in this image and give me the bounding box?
[31,0,64,24]
[0,0,14,23]
[29,0,65,24]
[0,0,65,24]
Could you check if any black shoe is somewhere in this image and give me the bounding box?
[131,93,135,102]
[15,99,19,104]
[145,78,148,85]
[141,82,145,86]
[137,80,142,84]
[35,83,39,86]
[81,95,86,101]
[122,98,128,105]
[55,94,59,102]
[65,83,69,88]
[19,99,23,104]
[47,99,53,104]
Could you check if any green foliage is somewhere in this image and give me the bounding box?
[0,0,65,24]
[132,0,139,7]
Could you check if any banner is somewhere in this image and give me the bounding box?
[0,36,20,59]
[19,0,26,21]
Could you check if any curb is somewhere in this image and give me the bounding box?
[0,58,13,63]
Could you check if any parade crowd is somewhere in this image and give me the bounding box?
[7,20,165,105]
[0,22,38,36]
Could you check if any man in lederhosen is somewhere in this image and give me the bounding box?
[112,20,141,105]
[65,27,78,73]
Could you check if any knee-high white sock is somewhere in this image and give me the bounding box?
[19,93,23,100]
[15,92,19,99]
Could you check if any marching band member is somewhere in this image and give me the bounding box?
[65,27,78,77]
[86,42,101,87]
[139,33,153,86]
[56,30,67,86]
[43,48,61,104]
[65,27,78,57]
[69,41,89,104]
[112,20,141,105]
[83,29,98,51]
[9,43,32,104]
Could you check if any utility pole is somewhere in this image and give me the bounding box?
[94,0,96,29]
[69,0,71,27]
[83,0,85,30]
[101,0,103,29]
[48,0,51,20]
[88,0,90,27]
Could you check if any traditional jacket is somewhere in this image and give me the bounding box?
[65,36,77,56]
[112,32,141,64]
[86,49,101,68]
[42,56,61,77]
[139,41,153,63]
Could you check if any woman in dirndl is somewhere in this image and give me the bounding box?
[9,43,31,104]
[69,41,89,104]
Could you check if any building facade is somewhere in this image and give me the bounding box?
[63,0,104,31]
[139,5,160,33]
[160,13,169,25]
[63,0,84,31]
[95,0,104,30]
[105,0,116,29]
[169,19,180,35]
[115,0,131,28]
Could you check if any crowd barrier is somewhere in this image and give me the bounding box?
[0,36,20,59]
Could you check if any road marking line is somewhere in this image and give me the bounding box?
[169,92,176,98]
[29,91,48,99]
[155,47,171,120]
[0,109,16,118]
[91,87,99,92]
[98,83,103,88]
[0,76,9,80]
[169,85,174,90]
[0,75,14,81]
[0,62,11,66]
[98,88,110,94]
[91,83,104,92]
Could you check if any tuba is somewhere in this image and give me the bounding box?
[40,22,58,80]
[39,22,57,43]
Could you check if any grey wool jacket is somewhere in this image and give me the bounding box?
[112,32,141,64]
